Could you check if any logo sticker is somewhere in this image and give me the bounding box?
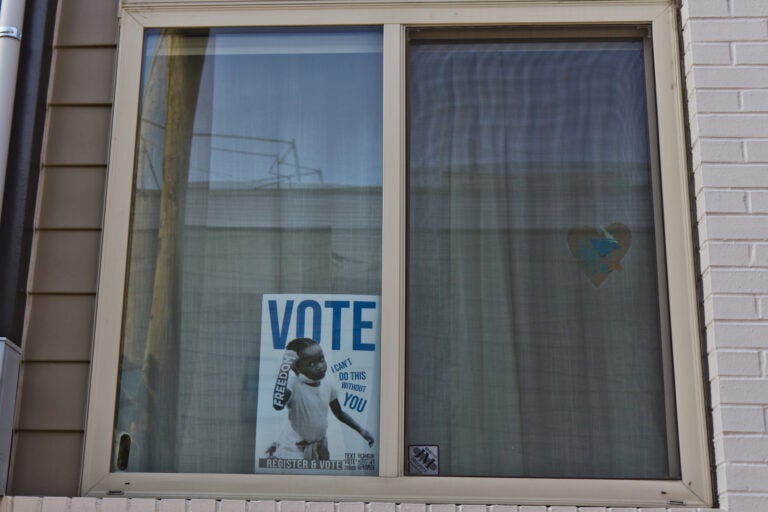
[408,445,439,475]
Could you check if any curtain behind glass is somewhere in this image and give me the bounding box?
[115,27,383,473]
[406,39,675,478]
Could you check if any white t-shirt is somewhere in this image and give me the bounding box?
[286,375,338,442]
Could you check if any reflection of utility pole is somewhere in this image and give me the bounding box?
[290,139,299,183]
[139,29,208,473]
[276,138,302,184]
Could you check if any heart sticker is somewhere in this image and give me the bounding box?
[567,223,632,287]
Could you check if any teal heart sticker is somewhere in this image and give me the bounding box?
[567,223,632,287]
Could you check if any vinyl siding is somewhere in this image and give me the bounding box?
[8,0,118,496]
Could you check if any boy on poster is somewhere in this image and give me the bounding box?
[266,338,374,461]
[255,294,380,475]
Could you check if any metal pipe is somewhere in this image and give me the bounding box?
[0,0,26,223]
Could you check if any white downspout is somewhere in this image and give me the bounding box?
[0,0,26,224]
[0,2,26,495]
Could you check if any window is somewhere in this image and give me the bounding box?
[114,26,384,476]
[84,0,712,507]
[406,31,674,480]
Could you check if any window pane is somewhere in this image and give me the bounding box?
[406,37,677,479]
[115,27,383,475]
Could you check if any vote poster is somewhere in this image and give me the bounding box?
[254,294,380,475]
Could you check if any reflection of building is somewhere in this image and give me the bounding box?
[121,185,381,473]
[0,1,767,511]
[121,168,654,475]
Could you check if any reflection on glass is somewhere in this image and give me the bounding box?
[115,28,382,474]
[406,38,677,479]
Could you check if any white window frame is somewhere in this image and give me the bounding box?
[83,0,712,507]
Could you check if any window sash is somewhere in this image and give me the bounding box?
[83,1,711,507]
[404,33,677,480]
[117,26,385,476]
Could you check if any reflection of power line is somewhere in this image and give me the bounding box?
[211,146,323,186]
[139,135,162,189]
[193,131,294,145]
[139,117,323,187]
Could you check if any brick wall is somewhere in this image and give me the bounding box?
[0,498,728,512]
[682,0,768,511]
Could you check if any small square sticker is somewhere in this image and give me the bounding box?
[408,445,439,475]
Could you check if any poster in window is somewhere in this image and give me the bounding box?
[254,294,380,475]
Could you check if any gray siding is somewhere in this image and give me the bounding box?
[9,0,118,496]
